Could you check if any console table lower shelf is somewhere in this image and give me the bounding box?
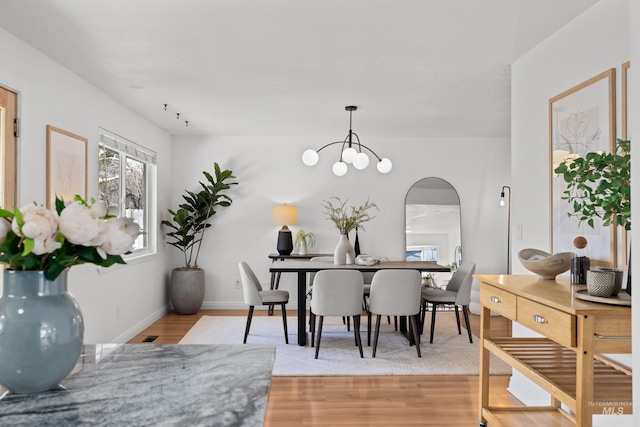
[476,274,632,427]
[482,337,632,426]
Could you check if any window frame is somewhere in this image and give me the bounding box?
[98,129,157,260]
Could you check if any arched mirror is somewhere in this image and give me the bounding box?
[405,178,462,274]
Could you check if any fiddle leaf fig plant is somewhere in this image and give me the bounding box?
[554,138,630,231]
[162,163,238,269]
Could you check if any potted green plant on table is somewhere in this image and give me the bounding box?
[554,138,631,294]
[321,196,377,265]
[294,230,315,255]
[162,163,238,314]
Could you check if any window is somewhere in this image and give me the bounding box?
[98,129,156,256]
[406,245,438,262]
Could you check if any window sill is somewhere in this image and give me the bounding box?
[96,251,157,275]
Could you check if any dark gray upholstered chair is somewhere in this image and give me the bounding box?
[368,269,423,357]
[420,262,476,344]
[309,269,364,359]
[239,261,289,344]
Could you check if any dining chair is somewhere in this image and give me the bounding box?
[367,269,423,357]
[420,262,476,344]
[309,270,364,359]
[308,256,354,331]
[238,261,290,344]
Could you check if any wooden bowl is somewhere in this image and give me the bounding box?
[518,249,572,280]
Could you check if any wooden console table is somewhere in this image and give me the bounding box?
[476,274,632,427]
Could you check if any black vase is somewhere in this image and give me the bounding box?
[354,227,361,257]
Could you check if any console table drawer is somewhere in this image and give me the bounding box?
[517,297,576,347]
[480,284,517,320]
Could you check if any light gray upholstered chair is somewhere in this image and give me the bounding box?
[420,262,476,344]
[308,256,354,331]
[309,270,364,359]
[239,261,289,344]
[368,269,423,357]
[308,256,335,296]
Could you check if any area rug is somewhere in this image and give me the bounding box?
[179,315,511,376]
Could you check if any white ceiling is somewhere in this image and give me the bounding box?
[0,0,598,138]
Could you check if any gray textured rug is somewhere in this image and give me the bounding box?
[179,315,511,376]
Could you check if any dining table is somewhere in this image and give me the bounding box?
[268,259,451,346]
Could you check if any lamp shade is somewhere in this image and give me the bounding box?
[272,204,298,226]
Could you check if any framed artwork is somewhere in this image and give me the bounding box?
[46,125,88,208]
[621,60,630,269]
[549,68,616,267]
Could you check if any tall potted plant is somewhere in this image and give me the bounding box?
[162,163,238,314]
[554,138,630,294]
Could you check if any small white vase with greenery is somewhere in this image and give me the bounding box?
[321,197,377,264]
[295,230,315,255]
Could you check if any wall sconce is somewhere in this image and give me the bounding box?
[272,204,298,255]
[302,106,392,176]
[499,186,511,274]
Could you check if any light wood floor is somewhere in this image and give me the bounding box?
[129,310,520,426]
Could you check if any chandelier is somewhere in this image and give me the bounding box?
[302,106,392,176]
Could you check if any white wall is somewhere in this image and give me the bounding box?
[168,135,510,308]
[511,0,635,422]
[0,28,174,343]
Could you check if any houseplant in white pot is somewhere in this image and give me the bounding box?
[554,138,631,294]
[294,230,315,255]
[162,163,238,314]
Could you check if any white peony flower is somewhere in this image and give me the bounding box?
[99,217,140,255]
[90,200,108,218]
[0,218,11,245]
[58,201,106,247]
[12,204,61,255]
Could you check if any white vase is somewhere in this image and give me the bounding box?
[298,240,307,255]
[334,234,356,265]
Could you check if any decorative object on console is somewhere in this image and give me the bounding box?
[302,106,392,176]
[499,185,511,274]
[0,195,140,394]
[272,204,298,256]
[321,197,377,265]
[598,267,623,296]
[570,236,590,285]
[162,163,237,314]
[294,229,315,255]
[518,248,572,280]
[586,269,615,297]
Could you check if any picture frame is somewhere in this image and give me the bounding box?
[621,60,630,269]
[549,68,616,267]
[46,125,88,208]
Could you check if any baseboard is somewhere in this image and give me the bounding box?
[111,304,171,344]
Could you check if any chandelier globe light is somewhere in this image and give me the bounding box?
[302,106,392,176]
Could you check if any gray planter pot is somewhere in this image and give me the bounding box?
[171,268,205,315]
